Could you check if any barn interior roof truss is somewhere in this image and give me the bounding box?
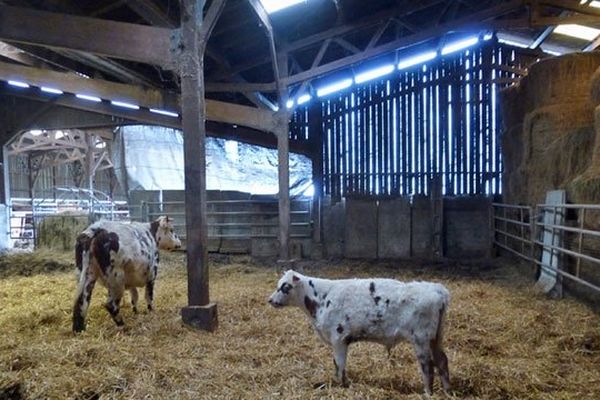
[0,0,596,139]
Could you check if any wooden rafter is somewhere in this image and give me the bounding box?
[0,61,280,132]
[0,5,173,66]
[283,0,524,86]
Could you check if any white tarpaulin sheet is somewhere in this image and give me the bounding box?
[112,125,312,195]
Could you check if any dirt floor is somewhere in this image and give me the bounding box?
[1,251,600,399]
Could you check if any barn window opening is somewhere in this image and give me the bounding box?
[111,101,140,110]
[441,36,479,55]
[553,24,600,41]
[40,86,63,95]
[292,39,523,198]
[149,108,179,118]
[316,78,353,97]
[354,64,395,84]
[297,94,311,105]
[398,51,437,70]
[75,94,101,102]
[260,0,306,13]
[8,80,29,88]
[498,37,530,48]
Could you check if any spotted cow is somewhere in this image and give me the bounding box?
[268,270,451,396]
[72,216,181,332]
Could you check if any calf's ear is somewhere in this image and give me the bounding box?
[292,275,300,283]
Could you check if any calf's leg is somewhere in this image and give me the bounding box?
[431,336,450,392]
[130,288,139,314]
[105,282,125,327]
[332,342,349,387]
[413,340,434,396]
[72,269,96,333]
[145,280,155,311]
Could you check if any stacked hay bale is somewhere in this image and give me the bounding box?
[500,53,600,306]
[36,212,89,251]
[500,52,600,206]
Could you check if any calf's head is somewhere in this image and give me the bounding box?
[151,216,182,250]
[268,270,303,307]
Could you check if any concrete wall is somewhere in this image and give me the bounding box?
[322,197,345,258]
[322,195,492,260]
[378,198,411,258]
[444,196,492,259]
[344,199,378,259]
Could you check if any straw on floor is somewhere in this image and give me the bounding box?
[1,251,599,399]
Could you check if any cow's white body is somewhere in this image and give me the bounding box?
[269,270,450,395]
[72,217,180,332]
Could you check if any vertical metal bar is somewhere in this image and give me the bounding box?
[520,207,524,255]
[576,208,585,277]
[530,206,536,270]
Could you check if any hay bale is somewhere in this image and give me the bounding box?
[500,53,600,205]
[36,214,89,251]
[591,66,600,105]
[520,52,600,111]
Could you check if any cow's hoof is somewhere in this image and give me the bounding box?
[72,317,86,333]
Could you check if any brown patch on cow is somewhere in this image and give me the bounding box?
[374,296,381,305]
[304,296,319,318]
[369,282,375,294]
[91,230,120,274]
[75,233,91,271]
[337,324,344,334]
[149,220,160,240]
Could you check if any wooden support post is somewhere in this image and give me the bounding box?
[85,133,95,223]
[275,51,291,262]
[0,145,8,205]
[178,0,218,331]
[308,100,323,245]
[277,114,290,261]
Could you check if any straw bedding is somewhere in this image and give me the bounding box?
[1,252,599,399]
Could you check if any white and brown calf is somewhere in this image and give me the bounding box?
[72,216,181,332]
[268,270,450,396]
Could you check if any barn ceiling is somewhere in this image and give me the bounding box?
[0,0,598,142]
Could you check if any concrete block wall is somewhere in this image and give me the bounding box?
[378,198,411,258]
[344,199,378,259]
[444,196,492,259]
[322,195,492,260]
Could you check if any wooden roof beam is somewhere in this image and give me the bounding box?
[247,0,286,105]
[284,0,525,86]
[0,61,279,132]
[0,5,173,67]
[209,0,443,81]
[535,0,600,17]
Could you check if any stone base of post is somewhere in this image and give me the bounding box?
[181,303,218,331]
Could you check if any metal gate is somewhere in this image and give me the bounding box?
[493,202,600,295]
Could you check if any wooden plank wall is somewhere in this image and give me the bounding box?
[291,41,527,200]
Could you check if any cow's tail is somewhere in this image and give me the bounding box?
[431,286,451,392]
[434,287,450,351]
